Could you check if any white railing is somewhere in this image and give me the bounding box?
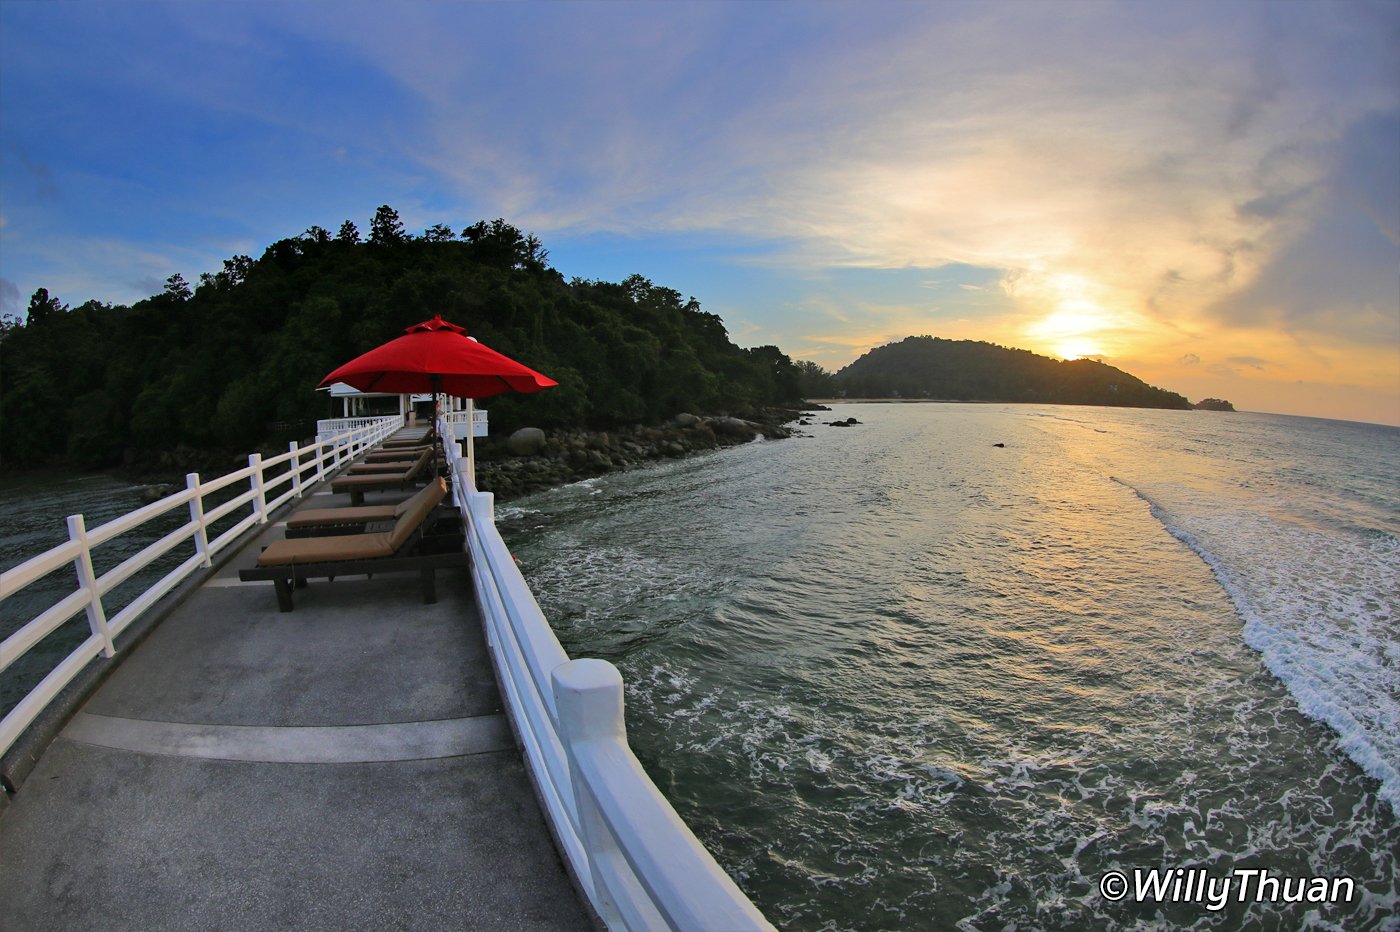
[440,406,488,439]
[316,415,401,442]
[0,415,402,759]
[439,416,771,931]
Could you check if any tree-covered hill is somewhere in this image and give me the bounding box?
[0,209,806,470]
[832,336,1192,409]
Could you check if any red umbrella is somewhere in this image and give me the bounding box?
[319,315,557,398]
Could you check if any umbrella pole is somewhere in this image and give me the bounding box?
[431,375,442,478]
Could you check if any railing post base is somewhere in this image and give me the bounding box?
[554,659,628,930]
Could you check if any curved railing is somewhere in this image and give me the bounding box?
[1,412,771,931]
[440,415,771,931]
[0,416,402,759]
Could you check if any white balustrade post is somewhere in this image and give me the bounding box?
[186,473,212,568]
[451,457,470,511]
[469,490,495,526]
[289,441,303,498]
[67,515,115,658]
[553,659,629,930]
[249,453,268,523]
[464,397,477,490]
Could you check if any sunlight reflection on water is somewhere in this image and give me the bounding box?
[504,404,1399,930]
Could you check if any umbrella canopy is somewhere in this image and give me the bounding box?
[318,315,557,398]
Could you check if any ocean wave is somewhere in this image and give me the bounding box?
[1120,478,1400,812]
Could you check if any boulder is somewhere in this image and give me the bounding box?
[140,484,177,504]
[507,427,547,456]
[713,416,758,440]
[673,412,701,428]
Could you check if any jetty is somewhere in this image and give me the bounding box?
[0,416,772,930]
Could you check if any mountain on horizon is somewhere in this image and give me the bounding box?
[834,336,1192,410]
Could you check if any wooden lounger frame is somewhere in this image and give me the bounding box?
[239,549,467,612]
[331,448,434,504]
[240,477,463,611]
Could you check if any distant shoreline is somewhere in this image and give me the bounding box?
[808,398,999,405]
[808,398,1080,406]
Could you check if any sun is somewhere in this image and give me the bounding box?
[1022,274,1113,359]
[1052,335,1105,360]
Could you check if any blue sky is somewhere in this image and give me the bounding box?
[2,0,1397,424]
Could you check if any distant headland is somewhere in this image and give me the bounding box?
[809,336,1196,410]
[1194,398,1236,411]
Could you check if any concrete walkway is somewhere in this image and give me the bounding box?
[0,447,593,930]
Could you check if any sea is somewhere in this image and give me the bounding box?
[2,403,1396,930]
[495,403,1399,931]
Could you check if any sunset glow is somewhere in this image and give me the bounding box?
[1,1,1396,423]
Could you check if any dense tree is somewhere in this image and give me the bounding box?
[25,287,65,326]
[793,359,836,398]
[164,274,192,301]
[0,211,808,471]
[369,205,407,246]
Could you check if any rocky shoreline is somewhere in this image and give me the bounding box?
[101,405,827,504]
[473,407,819,501]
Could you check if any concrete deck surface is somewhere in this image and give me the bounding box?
[0,450,593,930]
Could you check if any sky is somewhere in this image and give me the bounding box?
[1,1,1397,425]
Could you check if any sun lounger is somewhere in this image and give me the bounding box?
[284,480,447,537]
[239,478,463,611]
[346,458,421,474]
[382,432,435,448]
[363,445,432,462]
[331,449,433,504]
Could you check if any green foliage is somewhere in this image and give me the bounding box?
[369,205,407,246]
[793,360,836,398]
[1194,398,1236,411]
[0,212,809,469]
[835,336,1193,409]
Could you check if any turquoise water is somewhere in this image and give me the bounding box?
[501,404,1399,930]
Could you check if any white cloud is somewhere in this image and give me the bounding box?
[307,2,1395,358]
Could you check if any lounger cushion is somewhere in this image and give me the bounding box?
[331,449,431,491]
[347,460,418,473]
[286,503,398,529]
[258,479,448,566]
[286,480,440,530]
[389,479,449,551]
[256,531,397,565]
[365,446,430,460]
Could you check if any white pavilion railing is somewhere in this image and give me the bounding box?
[439,415,771,931]
[0,415,401,759]
[439,405,488,438]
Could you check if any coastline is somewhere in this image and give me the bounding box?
[475,407,812,501]
[0,407,816,505]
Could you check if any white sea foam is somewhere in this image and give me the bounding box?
[493,504,541,522]
[1129,482,1400,811]
[501,404,1399,927]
